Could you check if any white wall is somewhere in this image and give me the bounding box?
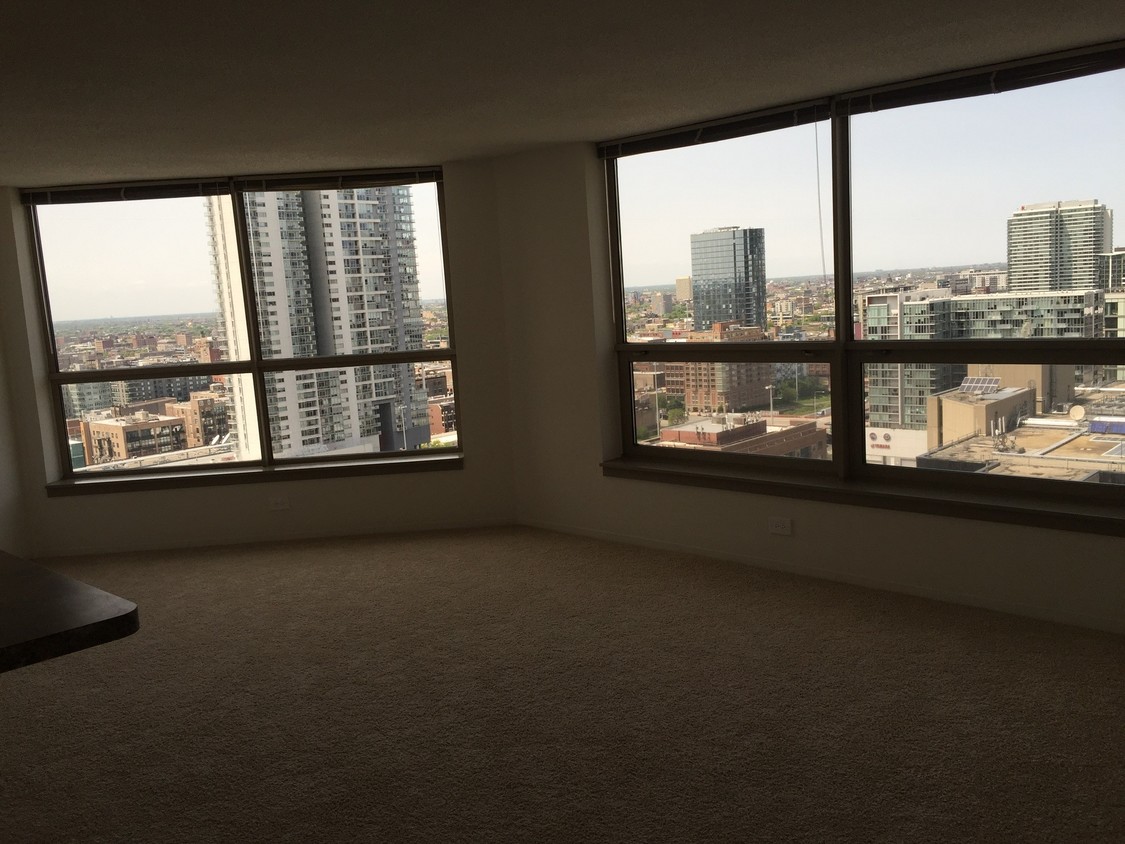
[488,144,1125,635]
[0,164,516,557]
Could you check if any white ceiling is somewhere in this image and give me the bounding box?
[2,1,1122,187]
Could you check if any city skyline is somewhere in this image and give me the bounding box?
[626,174,1125,482]
[617,68,1124,287]
[36,184,447,321]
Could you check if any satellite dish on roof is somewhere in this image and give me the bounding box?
[1069,404,1086,421]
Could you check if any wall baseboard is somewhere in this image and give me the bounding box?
[520,518,1125,636]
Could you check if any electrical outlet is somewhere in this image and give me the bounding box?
[268,495,290,511]
[767,516,793,536]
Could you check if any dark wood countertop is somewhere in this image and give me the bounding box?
[1,550,139,673]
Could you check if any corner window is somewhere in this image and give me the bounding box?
[27,170,459,481]
[603,46,1125,519]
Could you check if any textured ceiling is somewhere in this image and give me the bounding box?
[2,1,1122,186]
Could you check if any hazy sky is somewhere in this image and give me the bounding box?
[618,68,1125,285]
[38,184,448,321]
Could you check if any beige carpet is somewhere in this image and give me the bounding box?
[2,526,1123,842]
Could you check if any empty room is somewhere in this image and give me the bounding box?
[2,3,1124,841]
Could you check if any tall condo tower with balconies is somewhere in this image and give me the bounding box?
[1007,200,1112,293]
[207,187,429,460]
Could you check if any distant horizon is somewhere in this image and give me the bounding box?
[53,296,450,325]
[624,260,1009,290]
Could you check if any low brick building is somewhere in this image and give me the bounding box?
[660,415,828,459]
[81,411,187,465]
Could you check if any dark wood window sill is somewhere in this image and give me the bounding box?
[602,455,1125,537]
[46,453,463,496]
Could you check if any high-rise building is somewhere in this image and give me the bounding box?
[1099,248,1125,291]
[61,381,114,419]
[1106,289,1125,382]
[208,187,430,460]
[862,290,963,432]
[672,324,772,414]
[1007,200,1111,293]
[862,287,1096,438]
[674,275,693,303]
[680,360,772,414]
[690,226,766,330]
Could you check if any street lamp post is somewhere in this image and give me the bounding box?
[765,385,774,416]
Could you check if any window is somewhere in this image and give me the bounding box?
[26,168,460,485]
[602,45,1125,532]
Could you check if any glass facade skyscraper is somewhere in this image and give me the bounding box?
[690,226,766,330]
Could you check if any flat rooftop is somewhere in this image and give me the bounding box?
[1047,433,1125,460]
[89,413,179,427]
[981,462,1096,481]
[925,427,1125,480]
[942,386,1028,405]
[1006,427,1078,453]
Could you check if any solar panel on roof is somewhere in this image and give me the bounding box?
[958,376,1001,394]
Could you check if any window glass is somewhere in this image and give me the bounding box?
[606,52,1125,517]
[617,122,834,342]
[267,360,455,460]
[631,360,831,459]
[240,184,444,358]
[64,374,258,473]
[863,362,1125,482]
[33,174,459,481]
[38,196,244,368]
[851,70,1125,338]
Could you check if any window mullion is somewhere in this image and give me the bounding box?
[48,361,255,385]
[435,181,460,356]
[258,350,454,372]
[229,184,276,467]
[619,344,834,362]
[27,206,75,479]
[618,353,638,454]
[605,158,626,346]
[606,157,637,455]
[830,100,857,481]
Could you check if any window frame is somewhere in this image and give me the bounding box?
[23,168,462,493]
[600,41,1125,536]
